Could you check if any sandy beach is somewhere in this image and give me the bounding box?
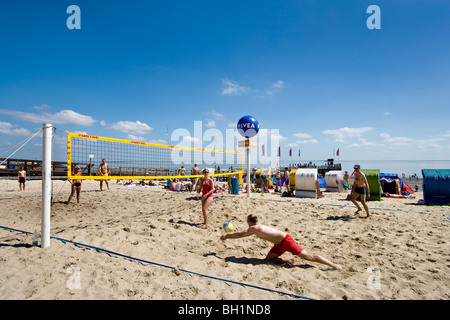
[0,179,449,300]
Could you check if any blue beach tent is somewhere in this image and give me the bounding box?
[422,169,450,204]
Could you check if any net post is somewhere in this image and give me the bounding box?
[41,123,52,248]
[246,138,251,198]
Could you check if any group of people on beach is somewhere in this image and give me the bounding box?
[187,166,345,270]
[67,158,110,205]
[205,164,373,270]
[62,160,376,270]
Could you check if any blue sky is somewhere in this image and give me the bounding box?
[1,0,449,165]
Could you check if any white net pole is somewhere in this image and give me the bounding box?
[246,139,251,198]
[41,123,52,248]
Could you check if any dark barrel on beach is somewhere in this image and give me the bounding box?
[422,169,450,204]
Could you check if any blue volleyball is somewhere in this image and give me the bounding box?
[237,116,259,138]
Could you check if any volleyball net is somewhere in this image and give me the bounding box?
[67,132,244,180]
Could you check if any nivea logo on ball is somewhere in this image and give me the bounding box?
[237,115,260,138]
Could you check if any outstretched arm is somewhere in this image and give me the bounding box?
[220,227,255,241]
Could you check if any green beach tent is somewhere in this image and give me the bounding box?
[359,169,381,201]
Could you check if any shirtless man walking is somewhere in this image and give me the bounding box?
[350,165,370,217]
[99,158,110,191]
[220,214,342,270]
[18,166,26,191]
[192,164,201,192]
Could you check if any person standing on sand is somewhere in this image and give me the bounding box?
[18,166,26,191]
[191,164,201,192]
[67,166,82,205]
[99,158,110,191]
[197,168,214,229]
[284,167,290,194]
[220,214,342,270]
[344,171,350,189]
[350,165,370,217]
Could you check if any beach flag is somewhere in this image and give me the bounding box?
[261,144,265,156]
[277,146,280,157]
[298,148,301,158]
[289,148,292,157]
[336,148,340,157]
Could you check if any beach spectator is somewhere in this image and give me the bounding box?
[221,214,342,270]
[184,180,193,192]
[315,179,323,198]
[350,165,370,217]
[174,179,186,191]
[227,166,236,194]
[170,179,177,191]
[178,166,186,180]
[18,166,26,191]
[284,167,290,194]
[67,166,82,205]
[275,169,282,192]
[261,173,269,192]
[242,182,256,193]
[344,171,349,188]
[99,158,110,191]
[191,164,201,192]
[197,168,214,229]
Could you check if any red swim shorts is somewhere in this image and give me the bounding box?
[269,234,304,256]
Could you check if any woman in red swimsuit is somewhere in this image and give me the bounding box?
[197,168,214,229]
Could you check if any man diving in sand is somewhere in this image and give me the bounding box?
[220,214,342,270]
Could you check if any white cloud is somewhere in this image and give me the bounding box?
[0,108,97,126]
[0,121,31,136]
[220,79,249,96]
[204,120,216,128]
[380,132,447,150]
[109,120,153,135]
[380,133,414,146]
[258,129,286,142]
[204,109,225,120]
[272,80,285,89]
[293,133,313,139]
[32,104,51,111]
[322,127,375,142]
[291,133,318,144]
[441,130,450,138]
[127,134,146,142]
[298,139,319,144]
[183,135,202,144]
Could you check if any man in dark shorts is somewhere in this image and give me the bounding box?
[350,165,370,217]
[18,166,26,191]
[220,214,342,270]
